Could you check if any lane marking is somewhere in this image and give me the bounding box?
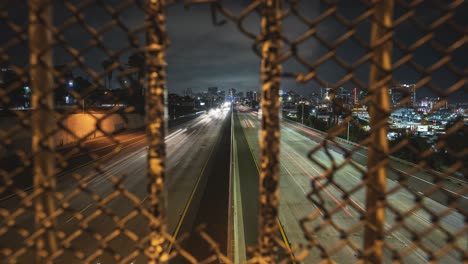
[282,150,354,217]
[280,162,324,217]
[344,171,434,226]
[65,202,93,223]
[392,168,468,200]
[231,110,247,262]
[63,133,147,159]
[165,128,188,141]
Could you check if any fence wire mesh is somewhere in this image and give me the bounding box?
[0,0,466,263]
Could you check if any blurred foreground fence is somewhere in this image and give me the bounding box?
[0,0,466,263]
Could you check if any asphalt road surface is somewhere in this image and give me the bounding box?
[0,109,230,263]
[177,109,231,261]
[235,107,466,263]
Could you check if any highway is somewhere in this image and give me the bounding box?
[235,107,466,263]
[0,109,230,263]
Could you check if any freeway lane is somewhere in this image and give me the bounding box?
[0,109,230,263]
[281,117,467,208]
[179,109,231,261]
[236,109,466,263]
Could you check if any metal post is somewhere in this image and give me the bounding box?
[145,0,168,262]
[347,121,350,141]
[29,0,57,262]
[364,1,393,263]
[258,0,282,261]
[301,103,304,124]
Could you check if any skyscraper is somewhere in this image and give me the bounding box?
[246,91,253,101]
[390,83,416,108]
[184,88,193,98]
[208,87,218,96]
[228,88,236,101]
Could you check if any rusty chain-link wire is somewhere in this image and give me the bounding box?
[1,0,466,263]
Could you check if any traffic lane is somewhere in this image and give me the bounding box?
[321,154,465,263]
[246,112,465,262]
[0,123,170,258]
[0,113,207,201]
[0,113,209,210]
[0,131,149,238]
[238,112,360,263]
[242,109,465,262]
[0,130,146,199]
[101,110,229,263]
[53,110,229,263]
[275,116,465,263]
[242,112,428,263]
[233,113,259,249]
[234,112,295,261]
[0,113,212,203]
[0,112,223,262]
[182,110,231,260]
[281,118,467,208]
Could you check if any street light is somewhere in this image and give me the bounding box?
[82,93,92,114]
[347,121,350,141]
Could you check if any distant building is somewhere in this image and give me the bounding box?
[320,87,333,101]
[54,65,75,104]
[282,90,301,103]
[228,88,237,101]
[236,92,244,100]
[1,67,30,107]
[0,67,16,87]
[309,92,320,105]
[390,83,416,108]
[417,97,447,113]
[184,88,193,98]
[337,87,351,105]
[253,91,258,102]
[246,91,253,101]
[218,90,226,100]
[208,87,218,96]
[246,91,259,102]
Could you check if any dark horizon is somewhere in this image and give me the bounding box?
[0,1,466,102]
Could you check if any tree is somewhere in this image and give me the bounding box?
[127,52,146,113]
[0,68,27,108]
[54,65,73,105]
[74,76,92,95]
[127,52,145,93]
[297,103,310,124]
[101,59,113,90]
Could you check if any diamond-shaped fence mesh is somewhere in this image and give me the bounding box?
[0,0,466,263]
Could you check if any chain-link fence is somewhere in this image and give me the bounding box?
[0,0,466,263]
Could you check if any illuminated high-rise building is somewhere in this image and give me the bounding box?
[390,83,416,108]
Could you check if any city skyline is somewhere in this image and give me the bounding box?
[1,1,466,102]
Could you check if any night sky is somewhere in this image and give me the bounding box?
[1,0,466,102]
